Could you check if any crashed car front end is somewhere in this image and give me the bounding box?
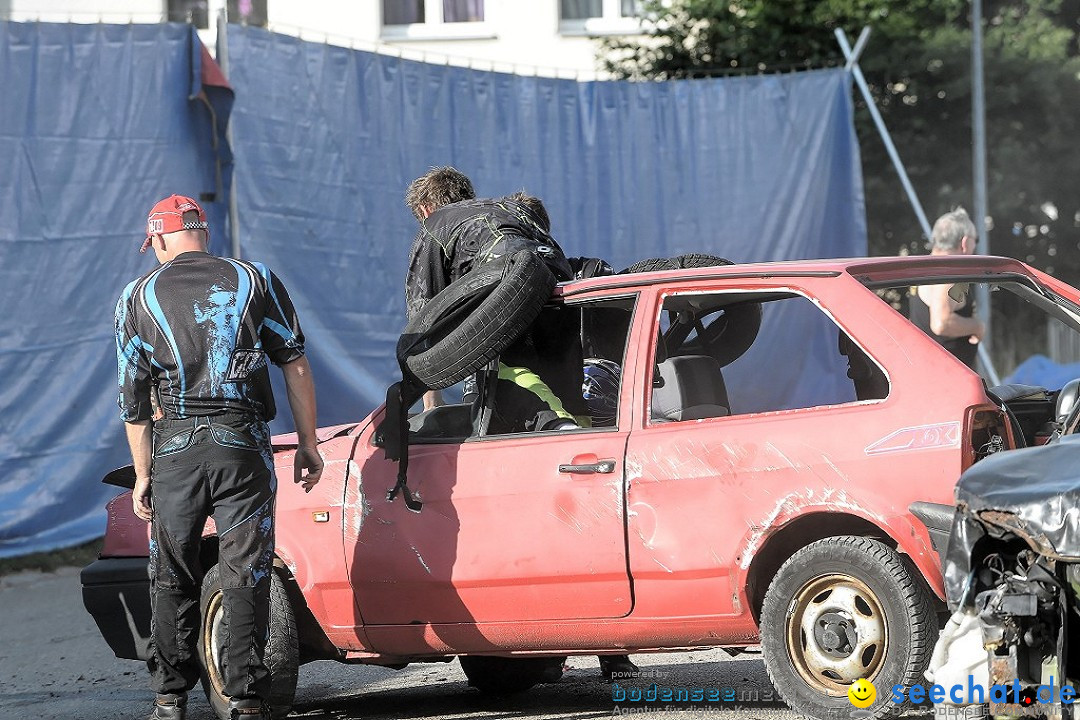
[940,434,1080,716]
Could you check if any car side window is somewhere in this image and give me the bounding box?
[482,295,637,436]
[650,291,887,424]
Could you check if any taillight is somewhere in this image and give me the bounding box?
[963,404,1009,469]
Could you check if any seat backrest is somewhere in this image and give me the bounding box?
[838,331,888,401]
[651,355,730,422]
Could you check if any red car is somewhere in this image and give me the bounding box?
[83,255,1080,719]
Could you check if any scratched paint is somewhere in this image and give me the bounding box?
[410,545,431,574]
[738,486,884,569]
[343,460,370,540]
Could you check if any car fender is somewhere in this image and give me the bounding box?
[733,495,946,606]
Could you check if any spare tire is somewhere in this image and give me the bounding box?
[399,250,556,390]
[618,253,734,274]
[618,253,760,367]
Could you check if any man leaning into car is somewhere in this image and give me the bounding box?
[403,169,638,681]
[115,195,323,720]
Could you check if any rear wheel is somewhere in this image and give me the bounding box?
[198,564,299,720]
[760,536,936,720]
[458,655,565,695]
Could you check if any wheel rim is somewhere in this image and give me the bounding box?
[785,573,887,695]
[203,589,227,695]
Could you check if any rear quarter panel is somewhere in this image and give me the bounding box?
[623,274,985,633]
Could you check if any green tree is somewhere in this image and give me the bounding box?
[603,0,1080,372]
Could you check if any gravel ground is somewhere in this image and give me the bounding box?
[0,566,939,720]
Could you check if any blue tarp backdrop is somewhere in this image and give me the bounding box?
[227,26,867,435]
[0,22,230,557]
[0,22,866,557]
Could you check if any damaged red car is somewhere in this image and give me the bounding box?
[82,255,1080,720]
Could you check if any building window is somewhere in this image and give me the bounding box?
[168,0,209,29]
[228,0,268,27]
[560,0,639,35]
[561,0,637,21]
[382,0,485,26]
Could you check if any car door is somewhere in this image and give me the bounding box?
[346,295,639,627]
[622,281,901,622]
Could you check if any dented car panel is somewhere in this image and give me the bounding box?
[938,435,1080,716]
[83,256,1080,703]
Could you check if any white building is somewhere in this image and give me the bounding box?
[4,1,642,77]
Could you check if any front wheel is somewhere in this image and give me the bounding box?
[198,564,299,720]
[760,536,936,720]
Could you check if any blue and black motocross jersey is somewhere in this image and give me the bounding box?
[115,251,305,422]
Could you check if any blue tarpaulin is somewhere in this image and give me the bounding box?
[0,22,231,557]
[0,22,866,557]
[226,26,867,434]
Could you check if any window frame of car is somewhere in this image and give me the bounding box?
[641,285,891,429]
[470,291,641,442]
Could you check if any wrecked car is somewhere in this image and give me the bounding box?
[934,398,1080,719]
[82,255,1080,720]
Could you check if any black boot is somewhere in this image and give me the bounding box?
[229,697,269,720]
[598,654,639,682]
[148,693,186,720]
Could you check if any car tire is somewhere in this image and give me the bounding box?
[760,536,936,720]
[618,253,734,274]
[458,655,565,695]
[399,250,557,391]
[198,564,299,720]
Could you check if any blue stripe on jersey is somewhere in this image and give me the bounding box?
[115,280,140,386]
[144,271,187,415]
[261,317,296,345]
[118,336,143,385]
[251,261,294,340]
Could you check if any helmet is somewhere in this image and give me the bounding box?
[582,358,621,426]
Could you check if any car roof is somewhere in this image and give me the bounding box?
[556,255,1039,298]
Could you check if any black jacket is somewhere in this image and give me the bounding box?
[405,197,572,319]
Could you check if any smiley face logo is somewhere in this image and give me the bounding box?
[848,678,876,708]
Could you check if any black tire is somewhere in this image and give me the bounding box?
[458,655,564,695]
[618,253,734,274]
[198,564,299,720]
[399,250,556,390]
[759,536,936,720]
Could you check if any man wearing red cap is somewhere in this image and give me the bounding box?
[115,195,323,720]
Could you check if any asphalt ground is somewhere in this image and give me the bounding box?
[0,566,943,720]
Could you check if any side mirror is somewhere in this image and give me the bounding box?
[1057,378,1080,423]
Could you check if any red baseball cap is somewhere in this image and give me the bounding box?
[141,195,209,252]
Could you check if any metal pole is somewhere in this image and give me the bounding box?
[971,0,991,352]
[217,8,241,260]
[836,27,1000,385]
[836,28,932,240]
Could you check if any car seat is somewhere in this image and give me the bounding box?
[838,331,888,401]
[651,355,731,421]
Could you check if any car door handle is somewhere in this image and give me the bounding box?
[559,459,616,474]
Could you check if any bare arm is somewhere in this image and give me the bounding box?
[922,284,984,342]
[281,356,323,491]
[422,390,443,411]
[125,420,154,522]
